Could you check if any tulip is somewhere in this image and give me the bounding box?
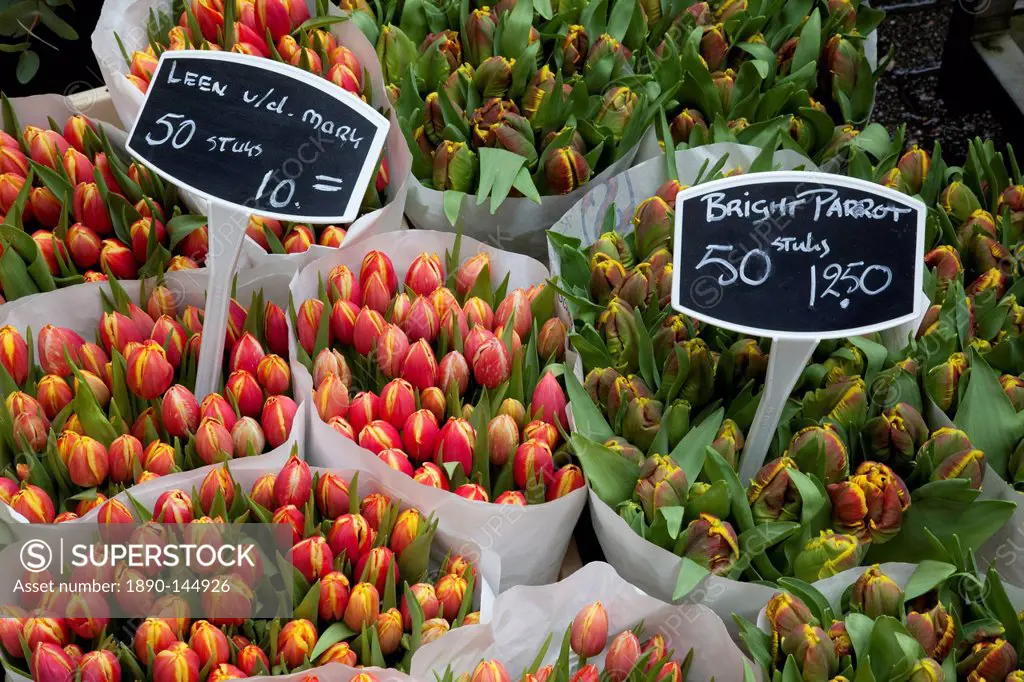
[435,573,467,620]
[189,621,230,668]
[633,454,687,522]
[472,335,512,389]
[290,535,334,585]
[781,624,838,681]
[851,565,903,618]
[439,351,471,396]
[32,642,75,682]
[422,386,447,423]
[530,371,568,430]
[11,484,54,523]
[344,582,381,631]
[397,409,437,463]
[765,591,815,641]
[330,302,360,351]
[67,435,109,488]
[432,417,474,475]
[318,641,357,666]
[414,461,449,489]
[548,464,585,501]
[270,504,303,544]
[152,642,200,682]
[907,602,954,661]
[793,530,864,582]
[37,325,85,377]
[958,639,1017,682]
[828,461,911,543]
[452,482,487,501]
[402,340,440,391]
[513,439,555,490]
[862,403,928,470]
[200,392,236,431]
[261,395,297,448]
[327,513,374,563]
[269,453,310,510]
[276,618,317,669]
[124,341,173,400]
[348,391,379,435]
[375,323,410,379]
[78,649,121,682]
[919,426,985,489]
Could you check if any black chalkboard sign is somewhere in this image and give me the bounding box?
[671,172,926,339]
[126,51,389,223]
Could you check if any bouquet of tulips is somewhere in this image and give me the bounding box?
[410,562,752,681]
[380,0,654,207]
[645,0,884,164]
[96,0,408,263]
[547,144,1015,607]
[0,96,208,305]
[293,241,583,505]
[290,230,588,589]
[0,454,493,681]
[738,561,968,681]
[0,271,302,524]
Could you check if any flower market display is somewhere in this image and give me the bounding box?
[0,96,208,303]
[2,0,1024,679]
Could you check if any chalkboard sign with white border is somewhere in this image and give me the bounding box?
[125,51,389,223]
[671,171,926,340]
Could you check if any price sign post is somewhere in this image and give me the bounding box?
[670,172,926,484]
[126,51,389,398]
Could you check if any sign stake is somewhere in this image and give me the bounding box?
[193,201,249,399]
[737,337,819,484]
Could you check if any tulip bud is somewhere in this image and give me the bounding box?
[261,395,297,449]
[436,417,477,475]
[276,618,317,669]
[828,461,911,543]
[37,325,85,377]
[125,341,173,400]
[435,572,467,620]
[153,490,193,524]
[548,464,585,501]
[787,424,849,485]
[781,624,838,681]
[955,638,1017,682]
[11,484,55,523]
[906,602,955,661]
[344,581,381,631]
[327,513,374,563]
[78,649,121,682]
[793,530,865,582]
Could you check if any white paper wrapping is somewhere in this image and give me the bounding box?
[2,455,499,681]
[0,262,306,524]
[91,0,412,266]
[289,230,588,591]
[410,561,753,682]
[405,131,651,264]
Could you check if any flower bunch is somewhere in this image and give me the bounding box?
[379,0,653,208]
[0,99,208,302]
[294,242,585,504]
[649,0,884,161]
[551,153,1015,594]
[0,454,481,680]
[436,600,696,682]
[737,562,962,681]
[842,135,1024,492]
[0,277,298,522]
[125,0,391,251]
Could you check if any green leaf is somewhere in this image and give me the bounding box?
[308,622,356,661]
[571,433,638,507]
[672,556,709,600]
[902,560,957,602]
[16,50,39,84]
[669,408,723,482]
[563,360,613,442]
[954,349,1024,474]
[443,190,465,226]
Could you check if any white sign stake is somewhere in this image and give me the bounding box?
[192,202,249,399]
[738,337,819,485]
